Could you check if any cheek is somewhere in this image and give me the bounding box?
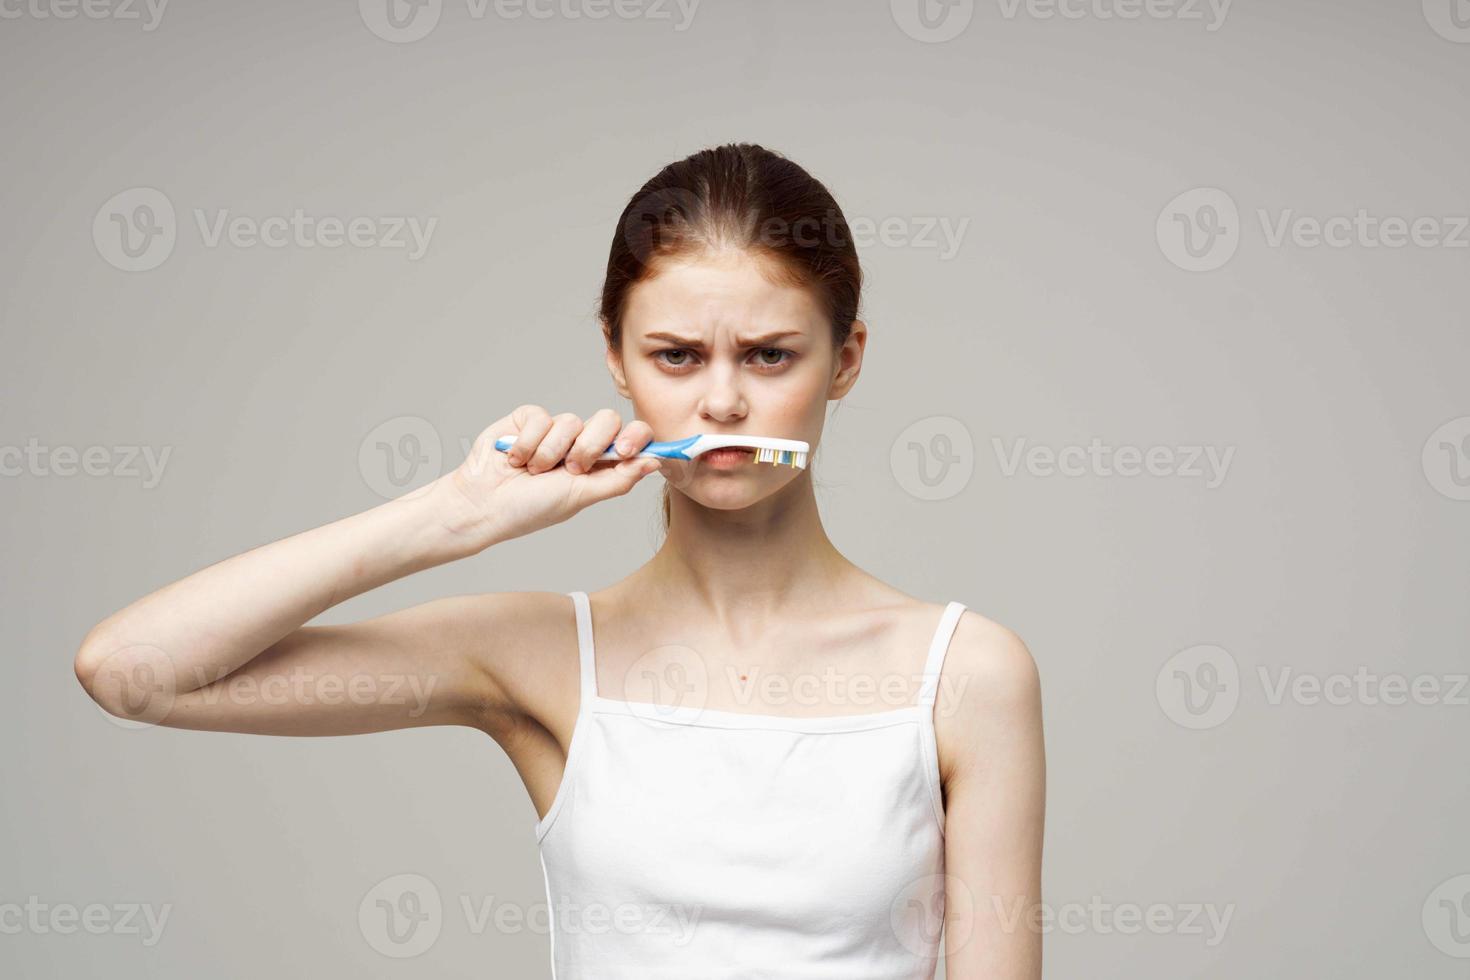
[624,361,689,423]
[780,360,834,421]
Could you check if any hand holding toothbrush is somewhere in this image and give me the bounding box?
[439,405,665,548]
[434,404,811,550]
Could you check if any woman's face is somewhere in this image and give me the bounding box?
[608,248,863,512]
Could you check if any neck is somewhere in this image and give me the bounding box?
[634,468,856,624]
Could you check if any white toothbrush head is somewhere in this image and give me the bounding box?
[692,434,810,469]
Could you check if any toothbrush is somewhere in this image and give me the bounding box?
[492,434,810,469]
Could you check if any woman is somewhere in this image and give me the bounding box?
[75,143,1046,979]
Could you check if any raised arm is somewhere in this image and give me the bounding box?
[73,406,661,738]
[939,615,1046,980]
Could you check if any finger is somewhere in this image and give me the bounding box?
[573,454,662,504]
[615,418,655,460]
[566,408,624,475]
[526,413,583,474]
[504,405,553,468]
[465,408,533,478]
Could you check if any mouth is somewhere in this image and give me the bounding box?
[700,447,755,468]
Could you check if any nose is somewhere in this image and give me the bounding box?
[696,360,748,423]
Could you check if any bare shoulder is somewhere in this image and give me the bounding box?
[944,608,1041,702]
[932,606,1043,784]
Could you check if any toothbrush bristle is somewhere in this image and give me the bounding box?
[753,447,808,469]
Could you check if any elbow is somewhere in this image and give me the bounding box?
[74,625,169,721]
[74,626,118,713]
[74,628,104,699]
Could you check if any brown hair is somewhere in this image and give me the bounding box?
[598,142,863,530]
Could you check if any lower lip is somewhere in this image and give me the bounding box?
[701,448,754,469]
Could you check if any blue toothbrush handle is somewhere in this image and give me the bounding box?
[492,434,700,461]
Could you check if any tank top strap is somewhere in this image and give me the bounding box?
[917,601,967,708]
[567,590,599,702]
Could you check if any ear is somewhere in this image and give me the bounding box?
[605,338,631,399]
[827,318,866,400]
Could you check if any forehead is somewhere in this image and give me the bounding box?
[622,249,826,339]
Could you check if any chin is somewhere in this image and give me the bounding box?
[668,471,790,512]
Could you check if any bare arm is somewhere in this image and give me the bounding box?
[73,476,511,734]
[73,405,660,737]
[940,616,1046,979]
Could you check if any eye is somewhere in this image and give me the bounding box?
[653,348,697,371]
[651,347,794,373]
[751,348,793,369]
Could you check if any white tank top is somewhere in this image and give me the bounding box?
[535,590,968,979]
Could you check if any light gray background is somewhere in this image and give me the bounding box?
[3,0,1468,976]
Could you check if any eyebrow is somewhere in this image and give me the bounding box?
[641,330,804,347]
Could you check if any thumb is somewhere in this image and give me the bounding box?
[573,455,662,505]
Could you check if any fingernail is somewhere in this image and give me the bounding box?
[615,440,630,456]
[566,460,582,474]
